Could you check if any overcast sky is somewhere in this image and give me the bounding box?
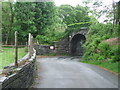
[54,0,119,6]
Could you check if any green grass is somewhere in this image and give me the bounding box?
[0,47,27,69]
[81,60,119,75]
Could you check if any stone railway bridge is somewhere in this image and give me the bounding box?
[35,27,88,56]
[55,27,88,56]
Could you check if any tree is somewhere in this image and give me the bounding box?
[2,2,66,45]
[58,4,91,36]
[14,2,36,43]
[58,5,76,25]
[34,2,57,36]
[35,2,66,44]
[2,2,14,44]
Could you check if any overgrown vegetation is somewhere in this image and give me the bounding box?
[83,23,119,62]
[81,0,119,74]
[82,23,119,74]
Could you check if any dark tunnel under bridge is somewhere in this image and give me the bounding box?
[70,34,86,56]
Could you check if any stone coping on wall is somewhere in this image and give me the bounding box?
[0,48,36,89]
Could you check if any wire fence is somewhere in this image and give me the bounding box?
[0,32,34,69]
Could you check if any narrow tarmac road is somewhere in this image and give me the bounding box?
[32,56,118,88]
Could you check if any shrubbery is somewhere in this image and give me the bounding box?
[82,23,119,62]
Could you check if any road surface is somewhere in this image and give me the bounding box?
[32,56,118,88]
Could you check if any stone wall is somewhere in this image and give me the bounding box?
[0,49,36,89]
[34,45,55,55]
[55,37,70,54]
[34,38,70,55]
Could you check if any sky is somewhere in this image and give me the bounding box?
[54,0,119,6]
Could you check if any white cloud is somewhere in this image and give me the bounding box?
[54,0,119,6]
[54,0,84,6]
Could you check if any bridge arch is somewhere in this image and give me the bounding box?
[70,34,86,56]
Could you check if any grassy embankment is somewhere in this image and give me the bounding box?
[81,60,119,75]
[82,38,119,75]
[82,40,119,75]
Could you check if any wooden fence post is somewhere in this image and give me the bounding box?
[31,35,34,55]
[28,33,34,58]
[28,33,30,58]
[15,31,18,67]
[28,33,31,58]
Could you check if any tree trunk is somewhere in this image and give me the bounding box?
[112,0,115,33]
[5,3,14,45]
[5,31,10,45]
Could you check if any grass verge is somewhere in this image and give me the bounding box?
[81,60,120,75]
[0,47,27,69]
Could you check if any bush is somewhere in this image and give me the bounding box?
[92,53,101,60]
[109,45,119,62]
[82,22,119,62]
[94,37,101,45]
[98,42,110,58]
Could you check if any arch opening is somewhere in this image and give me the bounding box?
[70,34,86,56]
